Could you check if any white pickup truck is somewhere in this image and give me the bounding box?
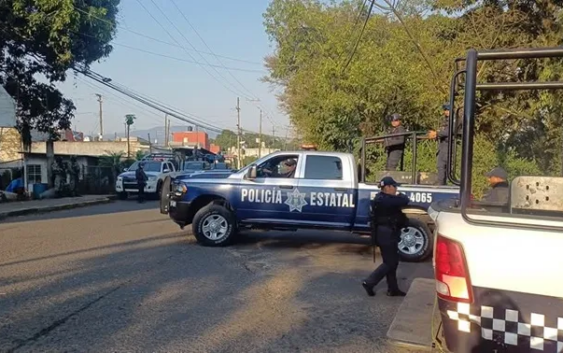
[116,160,176,199]
[430,47,563,353]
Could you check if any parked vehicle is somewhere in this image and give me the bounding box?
[116,160,175,199]
[430,47,563,353]
[161,143,460,262]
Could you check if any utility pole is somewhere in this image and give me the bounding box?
[164,114,169,147]
[148,133,152,153]
[96,94,103,140]
[236,97,241,169]
[258,108,263,158]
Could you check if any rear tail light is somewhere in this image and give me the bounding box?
[435,235,473,303]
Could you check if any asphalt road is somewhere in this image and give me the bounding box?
[0,200,433,353]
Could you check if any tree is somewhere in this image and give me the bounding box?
[125,114,136,158]
[0,0,120,146]
[212,129,238,151]
[262,0,563,184]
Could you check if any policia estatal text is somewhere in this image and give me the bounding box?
[362,176,409,297]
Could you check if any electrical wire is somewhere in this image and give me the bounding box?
[74,7,262,66]
[341,0,375,73]
[137,0,251,99]
[337,0,368,62]
[77,67,224,133]
[107,41,265,73]
[168,0,259,100]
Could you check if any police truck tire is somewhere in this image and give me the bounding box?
[192,204,237,247]
[398,218,433,262]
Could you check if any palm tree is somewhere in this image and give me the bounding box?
[125,114,136,158]
[99,151,125,180]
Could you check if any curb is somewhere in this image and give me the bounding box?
[0,196,116,221]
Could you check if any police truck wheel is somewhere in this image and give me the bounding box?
[192,204,237,247]
[398,218,432,262]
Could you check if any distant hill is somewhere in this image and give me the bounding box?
[102,125,219,143]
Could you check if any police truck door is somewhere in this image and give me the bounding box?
[297,154,356,229]
[237,153,302,224]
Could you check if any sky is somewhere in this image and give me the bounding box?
[59,0,290,140]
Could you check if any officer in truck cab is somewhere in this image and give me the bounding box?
[262,158,297,178]
[362,176,410,298]
[384,113,407,171]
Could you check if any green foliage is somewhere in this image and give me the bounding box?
[125,114,136,126]
[0,0,120,145]
[263,0,563,195]
[211,129,287,151]
[135,150,147,161]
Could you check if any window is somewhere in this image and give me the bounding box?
[304,156,343,180]
[257,155,299,178]
[128,161,161,172]
[27,164,42,183]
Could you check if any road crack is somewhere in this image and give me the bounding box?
[7,285,123,353]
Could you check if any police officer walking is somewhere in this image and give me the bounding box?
[136,162,148,203]
[362,176,410,297]
[428,104,450,185]
[384,114,407,171]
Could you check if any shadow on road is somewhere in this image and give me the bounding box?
[1,200,161,224]
[0,223,432,352]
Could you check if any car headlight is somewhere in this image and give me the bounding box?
[148,175,157,181]
[174,184,187,194]
[117,177,122,182]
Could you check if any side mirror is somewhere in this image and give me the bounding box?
[163,168,170,173]
[246,165,257,180]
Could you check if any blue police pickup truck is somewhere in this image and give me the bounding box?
[160,150,459,262]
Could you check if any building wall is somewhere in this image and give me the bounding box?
[210,143,221,154]
[227,146,280,158]
[23,156,90,185]
[29,140,149,157]
[0,127,21,163]
[172,131,209,150]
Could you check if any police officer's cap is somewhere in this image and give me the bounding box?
[379,176,400,188]
[391,113,402,121]
[486,167,508,180]
[442,103,451,111]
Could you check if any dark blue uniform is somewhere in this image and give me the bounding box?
[136,166,148,203]
[385,125,406,171]
[436,116,449,185]
[363,178,410,296]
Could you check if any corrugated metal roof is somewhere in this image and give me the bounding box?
[0,86,16,128]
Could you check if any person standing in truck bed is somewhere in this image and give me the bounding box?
[428,104,451,185]
[384,113,407,171]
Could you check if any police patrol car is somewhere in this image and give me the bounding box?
[116,154,177,199]
[161,148,459,262]
[429,47,563,352]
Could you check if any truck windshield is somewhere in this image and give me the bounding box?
[128,161,161,173]
[184,162,207,170]
[452,48,563,228]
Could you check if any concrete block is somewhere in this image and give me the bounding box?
[386,278,438,351]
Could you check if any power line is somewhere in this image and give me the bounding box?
[107,41,265,73]
[76,67,224,133]
[136,0,251,99]
[341,0,375,73]
[168,0,258,100]
[74,7,261,66]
